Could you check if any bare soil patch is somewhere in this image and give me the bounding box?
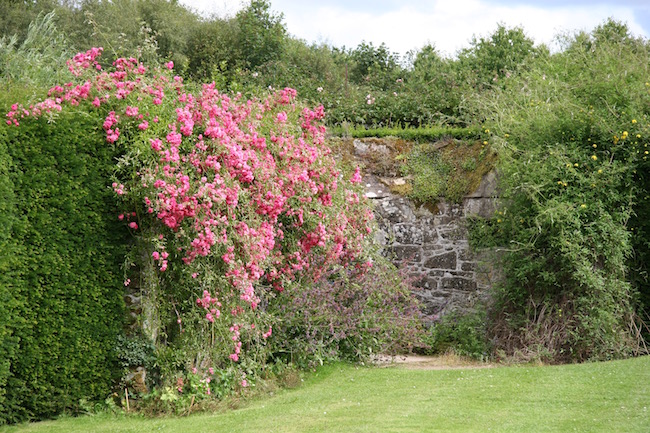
[371,353,497,370]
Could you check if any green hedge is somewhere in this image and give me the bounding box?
[0,111,127,423]
[328,125,482,142]
[0,126,18,423]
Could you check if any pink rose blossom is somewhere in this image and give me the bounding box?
[350,166,362,184]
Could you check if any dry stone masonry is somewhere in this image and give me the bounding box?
[352,138,499,323]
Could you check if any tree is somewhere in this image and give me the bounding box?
[235,0,286,70]
[348,41,402,90]
[185,17,238,84]
[0,0,59,43]
[136,0,200,68]
[457,23,539,89]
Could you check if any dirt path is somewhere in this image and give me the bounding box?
[371,354,497,370]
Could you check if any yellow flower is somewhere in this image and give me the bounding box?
[580,204,587,209]
[598,169,603,174]
[483,141,488,145]
[592,144,597,148]
[574,163,579,167]
[637,134,642,138]
[632,119,637,124]
[622,131,629,139]
[591,155,597,161]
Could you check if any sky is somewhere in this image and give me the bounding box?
[178,0,650,58]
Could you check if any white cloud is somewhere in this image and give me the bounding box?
[180,0,648,58]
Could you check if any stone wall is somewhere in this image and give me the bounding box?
[352,138,499,323]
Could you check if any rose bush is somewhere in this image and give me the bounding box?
[7,48,395,403]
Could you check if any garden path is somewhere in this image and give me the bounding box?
[372,354,496,370]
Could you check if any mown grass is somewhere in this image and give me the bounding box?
[2,355,648,433]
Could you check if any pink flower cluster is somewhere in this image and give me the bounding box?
[151,250,169,272]
[67,47,103,77]
[229,324,242,362]
[196,290,221,323]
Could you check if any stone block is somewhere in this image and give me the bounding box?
[377,198,416,223]
[458,248,475,261]
[419,302,446,318]
[353,138,389,157]
[374,228,388,246]
[124,367,148,394]
[386,245,421,263]
[430,288,453,298]
[422,244,445,253]
[465,171,497,198]
[441,277,477,292]
[375,215,393,232]
[463,197,497,218]
[393,223,424,245]
[461,261,476,272]
[422,227,439,244]
[438,226,467,242]
[429,270,474,278]
[409,273,431,289]
[424,251,457,270]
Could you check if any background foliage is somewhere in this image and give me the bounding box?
[0,0,542,128]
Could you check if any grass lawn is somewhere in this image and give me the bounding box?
[2,355,648,433]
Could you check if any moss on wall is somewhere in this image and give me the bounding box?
[329,136,497,205]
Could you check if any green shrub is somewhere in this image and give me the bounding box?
[400,142,451,203]
[115,334,157,372]
[473,19,649,362]
[423,310,491,360]
[0,11,72,87]
[456,24,541,90]
[269,258,424,367]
